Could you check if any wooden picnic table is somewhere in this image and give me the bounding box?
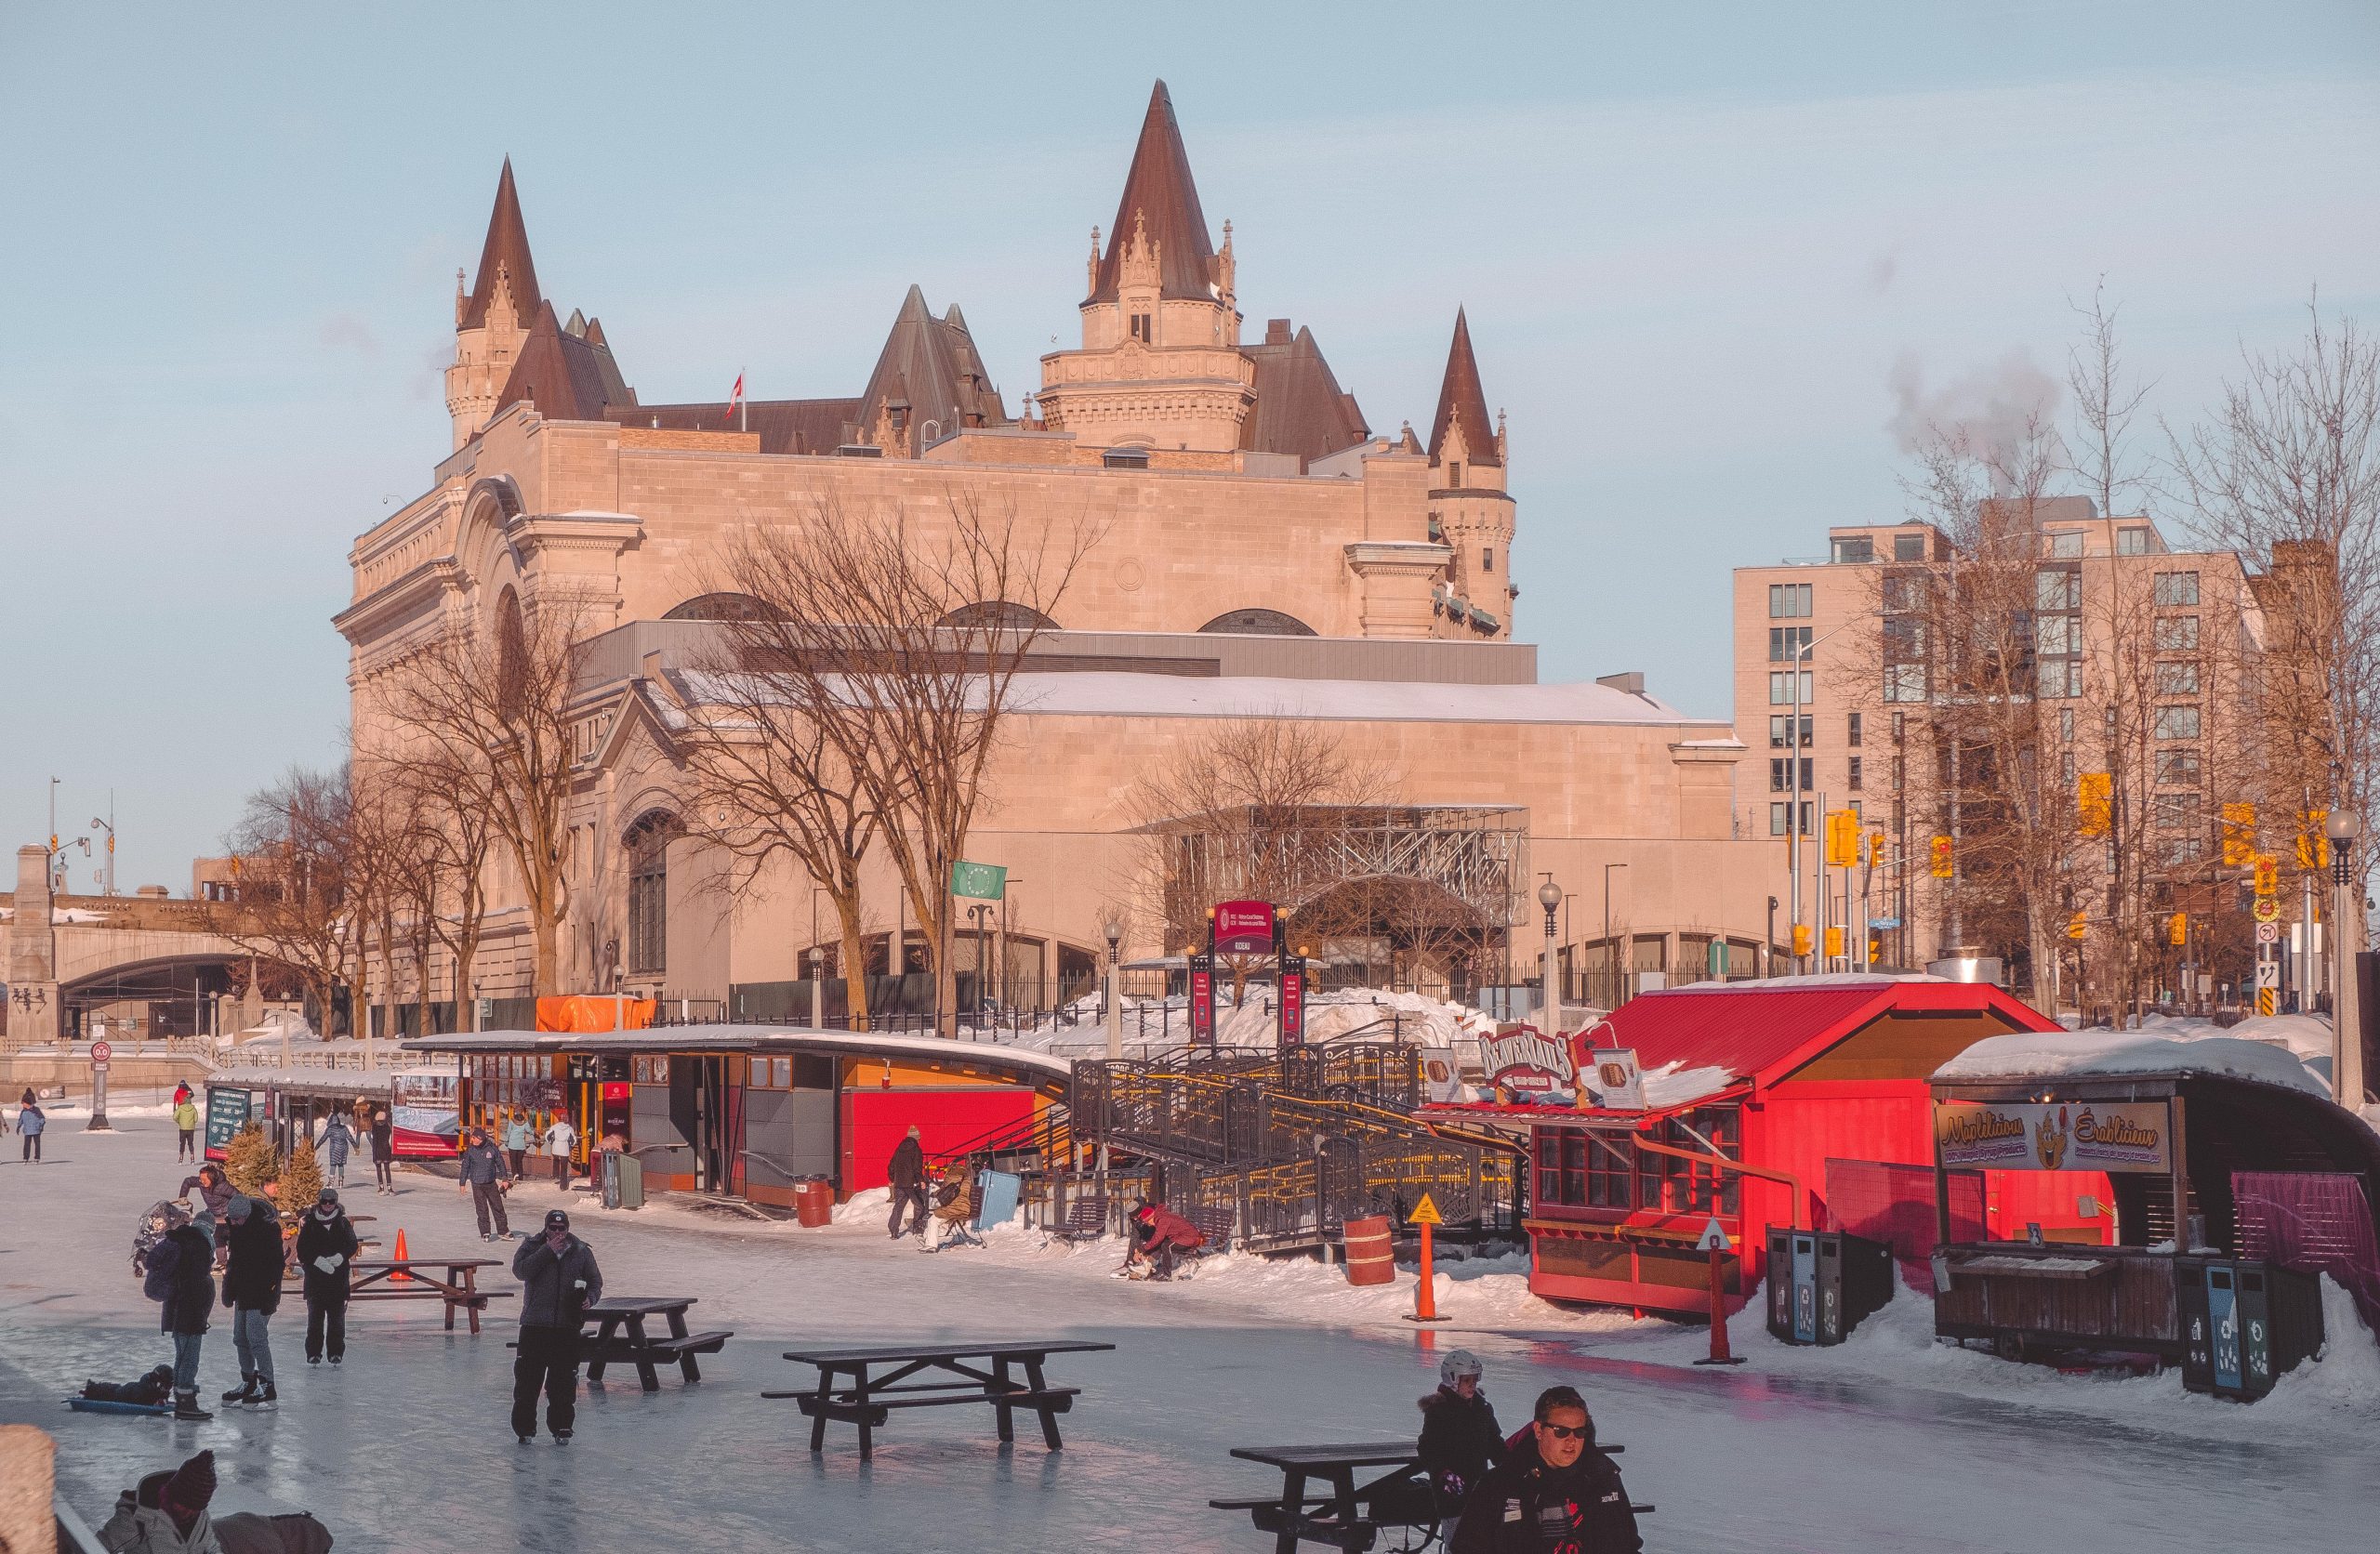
[341,1257,510,1334]
[764,1338,1115,1459]
[579,1297,733,1391]
[1216,1443,1430,1554]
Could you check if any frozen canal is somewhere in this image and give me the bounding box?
[4,1115,2373,1552]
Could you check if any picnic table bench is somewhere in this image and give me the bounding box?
[580,1297,732,1390]
[764,1338,1114,1459]
[341,1257,510,1334]
[1215,1441,1649,1553]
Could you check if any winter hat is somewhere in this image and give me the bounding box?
[544,1208,570,1231]
[317,1188,338,1205]
[906,1126,921,1139]
[225,1195,255,1223]
[163,1450,217,1516]
[1439,1349,1484,1387]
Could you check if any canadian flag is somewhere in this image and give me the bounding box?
[724,371,745,422]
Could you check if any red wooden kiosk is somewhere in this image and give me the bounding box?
[1423,979,2106,1318]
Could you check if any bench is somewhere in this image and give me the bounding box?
[767,1338,1114,1459]
[1185,1205,1235,1256]
[342,1257,509,1335]
[580,1297,733,1390]
[1052,1194,1108,1242]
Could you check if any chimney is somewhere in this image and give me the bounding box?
[1265,319,1291,346]
[1595,671,1646,697]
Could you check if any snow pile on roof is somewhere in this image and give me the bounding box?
[2132,1010,2334,1063]
[1639,1060,1735,1109]
[1936,1026,2332,1100]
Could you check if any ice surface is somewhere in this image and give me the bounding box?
[5,1121,2376,1552]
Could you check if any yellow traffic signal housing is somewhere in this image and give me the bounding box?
[2067,911,2088,941]
[1792,924,1813,956]
[1825,810,1859,867]
[1867,936,1883,962]
[2298,811,2331,871]
[1866,829,1885,866]
[2253,854,2279,897]
[2169,913,2188,946]
[2221,802,2258,867]
[1930,836,1954,879]
[1823,926,1844,958]
[2078,772,2112,838]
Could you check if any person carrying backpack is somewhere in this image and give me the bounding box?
[145,1207,218,1420]
[18,1098,45,1162]
[174,1096,200,1162]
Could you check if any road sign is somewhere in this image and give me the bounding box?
[1695,1218,1732,1253]
[2253,898,2281,924]
[2255,920,2281,944]
[2255,958,2280,1017]
[1408,1193,1444,1227]
[88,1039,112,1065]
[1869,917,1902,930]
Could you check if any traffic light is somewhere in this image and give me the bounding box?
[2221,802,2258,867]
[1930,836,1954,879]
[1866,829,1885,866]
[1792,924,1813,956]
[2078,772,2112,838]
[2253,854,2279,898]
[2068,911,2088,941]
[1825,810,1859,867]
[2169,913,2188,947]
[1867,936,1883,963]
[2298,811,2331,871]
[1824,926,1844,958]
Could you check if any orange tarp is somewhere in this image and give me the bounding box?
[535,995,657,1034]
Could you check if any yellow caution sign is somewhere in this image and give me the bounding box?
[1408,1194,1443,1227]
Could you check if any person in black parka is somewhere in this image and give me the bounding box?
[510,1207,603,1443]
[1448,1386,1641,1554]
[295,1189,361,1364]
[1417,1349,1507,1509]
[146,1216,218,1420]
[885,1126,928,1239]
[218,1195,284,1407]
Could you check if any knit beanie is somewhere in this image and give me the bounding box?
[163,1449,217,1516]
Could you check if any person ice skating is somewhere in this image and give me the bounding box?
[174,1081,192,1106]
[511,1208,602,1444]
[296,1189,360,1365]
[144,1203,218,1420]
[544,1113,578,1189]
[886,1126,928,1238]
[368,1107,394,1193]
[1127,1199,1206,1280]
[99,1448,221,1554]
[1448,1386,1640,1554]
[921,1159,976,1251]
[502,1110,531,1178]
[18,1096,45,1161]
[321,1112,353,1187]
[218,1196,282,1409]
[1418,1350,1506,1509]
[457,1126,513,1240]
[178,1164,235,1221]
[174,1096,200,1161]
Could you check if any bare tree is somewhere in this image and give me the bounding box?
[700,489,1097,1032]
[218,766,355,1039]
[375,590,586,996]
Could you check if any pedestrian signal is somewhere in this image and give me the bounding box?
[1824,927,1844,958]
[2253,855,2279,897]
[1930,836,1954,879]
[2169,913,2188,947]
[1825,810,1859,867]
[1792,924,1812,956]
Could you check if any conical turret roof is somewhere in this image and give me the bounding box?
[1089,81,1218,304]
[1428,309,1499,469]
[461,158,542,331]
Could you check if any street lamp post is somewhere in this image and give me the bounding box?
[1603,863,1628,1007]
[2326,810,2362,1108]
[1101,907,1125,1060]
[808,946,824,1029]
[1538,877,1563,1025]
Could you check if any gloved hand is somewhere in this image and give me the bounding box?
[312,1255,343,1273]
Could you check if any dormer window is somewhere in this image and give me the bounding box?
[1449,462,1462,487]
[1130,312,1152,342]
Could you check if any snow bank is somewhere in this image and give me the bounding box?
[1937,1027,2332,1099]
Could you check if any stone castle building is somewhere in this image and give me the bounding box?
[340,82,1785,1021]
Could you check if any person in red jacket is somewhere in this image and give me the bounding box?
[1126,1199,1205,1280]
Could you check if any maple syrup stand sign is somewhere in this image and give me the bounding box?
[1936,1098,2173,1173]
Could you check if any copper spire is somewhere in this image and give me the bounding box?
[460,158,542,331]
[1428,309,1500,469]
[1088,81,1218,304]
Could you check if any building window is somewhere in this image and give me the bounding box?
[1848,756,1863,792]
[1831,536,1873,563]
[1449,462,1462,487]
[1769,757,1813,793]
[1894,532,1927,561]
[2158,750,2202,787]
[2059,706,2075,744]
[1768,583,1813,618]
[1481,547,1494,574]
[2154,615,2200,652]
[2117,527,2151,555]
[1892,711,1906,742]
[2153,705,2202,742]
[2035,569,2081,611]
[1130,312,1151,342]
[2155,661,2201,696]
[1769,670,1814,705]
[1768,626,1813,662]
[1882,573,1926,612]
[1892,755,1906,793]
[1884,664,1925,703]
[2048,531,2084,559]
[2038,659,2077,699]
[2155,793,2202,831]
[1767,714,1812,748]
[1847,712,1862,747]
[2059,748,2075,784]
[2154,572,2202,606]
[625,810,678,976]
[1769,801,1812,836]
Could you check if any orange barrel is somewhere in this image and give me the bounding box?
[796,1179,833,1228]
[1342,1215,1396,1286]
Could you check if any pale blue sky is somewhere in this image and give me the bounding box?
[3,3,2375,889]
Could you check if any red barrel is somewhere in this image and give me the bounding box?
[796,1179,833,1228]
[1343,1215,1395,1286]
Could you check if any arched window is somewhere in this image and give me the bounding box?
[936,600,1060,632]
[624,810,681,976]
[496,586,528,716]
[1197,609,1317,637]
[662,592,779,623]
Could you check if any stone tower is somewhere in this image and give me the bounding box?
[444,159,544,450]
[1037,82,1252,454]
[1429,309,1514,639]
[7,845,59,1050]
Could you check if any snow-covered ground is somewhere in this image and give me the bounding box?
[5,1121,2376,1552]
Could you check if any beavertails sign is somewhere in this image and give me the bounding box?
[1481,1023,1573,1094]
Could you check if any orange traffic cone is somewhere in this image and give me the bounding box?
[391,1227,412,1283]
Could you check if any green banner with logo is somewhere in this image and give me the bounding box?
[950,860,1008,901]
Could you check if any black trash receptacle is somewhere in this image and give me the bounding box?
[2177,1257,2324,1401]
[1766,1227,1895,1345]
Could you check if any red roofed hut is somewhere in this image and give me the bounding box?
[1428,978,2096,1318]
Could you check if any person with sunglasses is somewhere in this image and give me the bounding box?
[1448,1385,1640,1554]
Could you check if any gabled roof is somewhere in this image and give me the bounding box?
[1428,308,1499,469]
[1090,80,1218,304]
[496,300,636,423]
[1241,324,1368,468]
[854,284,1009,441]
[1581,979,2057,1096]
[461,158,542,331]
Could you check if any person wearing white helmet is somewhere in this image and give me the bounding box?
[1417,1348,1507,1508]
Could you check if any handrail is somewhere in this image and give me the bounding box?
[1633,1137,1803,1231]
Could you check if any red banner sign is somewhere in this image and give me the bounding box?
[1212,900,1277,955]
[1188,954,1217,1046]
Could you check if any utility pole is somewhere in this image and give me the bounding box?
[2326,810,2363,1108]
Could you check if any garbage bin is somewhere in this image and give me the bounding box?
[602,1150,644,1212]
[2177,1257,2322,1401]
[1765,1228,1894,1345]
[1343,1215,1395,1286]
[796,1177,833,1228]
